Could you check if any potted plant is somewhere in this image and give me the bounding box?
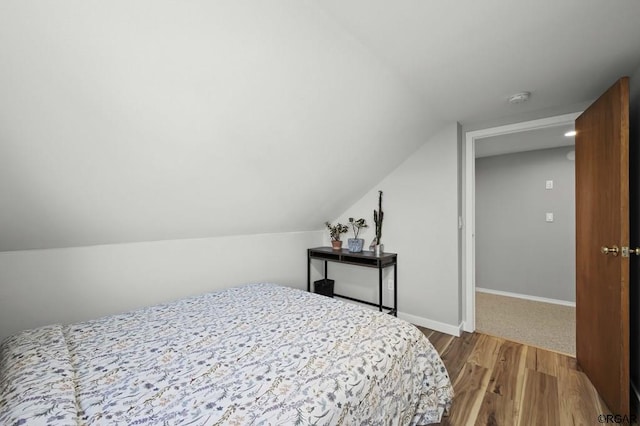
[325,222,349,250]
[347,217,368,252]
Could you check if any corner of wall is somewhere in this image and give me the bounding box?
[457,122,463,324]
[325,123,462,329]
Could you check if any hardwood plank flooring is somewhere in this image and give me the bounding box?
[518,369,560,425]
[419,328,616,426]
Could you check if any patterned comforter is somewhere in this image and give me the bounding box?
[0,283,453,425]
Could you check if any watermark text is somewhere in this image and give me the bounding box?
[598,414,638,423]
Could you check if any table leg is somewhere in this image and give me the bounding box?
[378,266,383,312]
[393,263,398,316]
[307,252,311,292]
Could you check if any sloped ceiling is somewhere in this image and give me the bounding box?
[0,0,439,251]
[2,1,640,251]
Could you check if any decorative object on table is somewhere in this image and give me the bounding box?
[313,278,334,298]
[370,190,385,256]
[325,221,349,250]
[347,217,368,252]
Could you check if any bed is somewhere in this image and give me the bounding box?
[0,283,453,425]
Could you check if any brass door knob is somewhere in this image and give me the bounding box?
[601,246,619,256]
[629,247,640,256]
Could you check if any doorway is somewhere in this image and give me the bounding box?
[462,112,581,334]
[473,129,577,354]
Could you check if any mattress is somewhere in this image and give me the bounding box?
[0,283,453,425]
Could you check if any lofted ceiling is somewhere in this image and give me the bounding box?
[0,0,439,251]
[1,0,640,251]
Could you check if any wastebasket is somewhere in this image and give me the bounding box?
[314,279,334,298]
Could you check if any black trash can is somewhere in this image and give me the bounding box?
[314,279,334,298]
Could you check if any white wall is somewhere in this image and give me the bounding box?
[0,231,322,341]
[321,123,462,335]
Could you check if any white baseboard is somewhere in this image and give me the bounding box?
[476,287,575,307]
[398,311,461,337]
[336,296,462,337]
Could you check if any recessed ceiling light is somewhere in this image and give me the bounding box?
[508,92,531,104]
[564,130,577,137]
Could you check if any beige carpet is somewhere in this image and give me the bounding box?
[475,291,576,356]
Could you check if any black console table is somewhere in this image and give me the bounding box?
[307,247,397,316]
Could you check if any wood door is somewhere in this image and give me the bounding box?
[576,77,630,415]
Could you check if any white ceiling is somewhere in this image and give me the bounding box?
[475,124,575,158]
[314,0,640,125]
[0,0,438,251]
[1,1,640,251]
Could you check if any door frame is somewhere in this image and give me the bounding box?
[462,112,582,332]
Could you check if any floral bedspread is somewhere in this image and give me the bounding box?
[0,283,453,425]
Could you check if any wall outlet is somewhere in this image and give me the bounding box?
[387,279,394,291]
[545,180,554,190]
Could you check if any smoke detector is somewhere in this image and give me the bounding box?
[508,92,531,104]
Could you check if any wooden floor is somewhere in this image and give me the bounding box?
[418,327,613,426]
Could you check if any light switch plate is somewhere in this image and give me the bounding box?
[546,212,554,222]
[545,180,553,189]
